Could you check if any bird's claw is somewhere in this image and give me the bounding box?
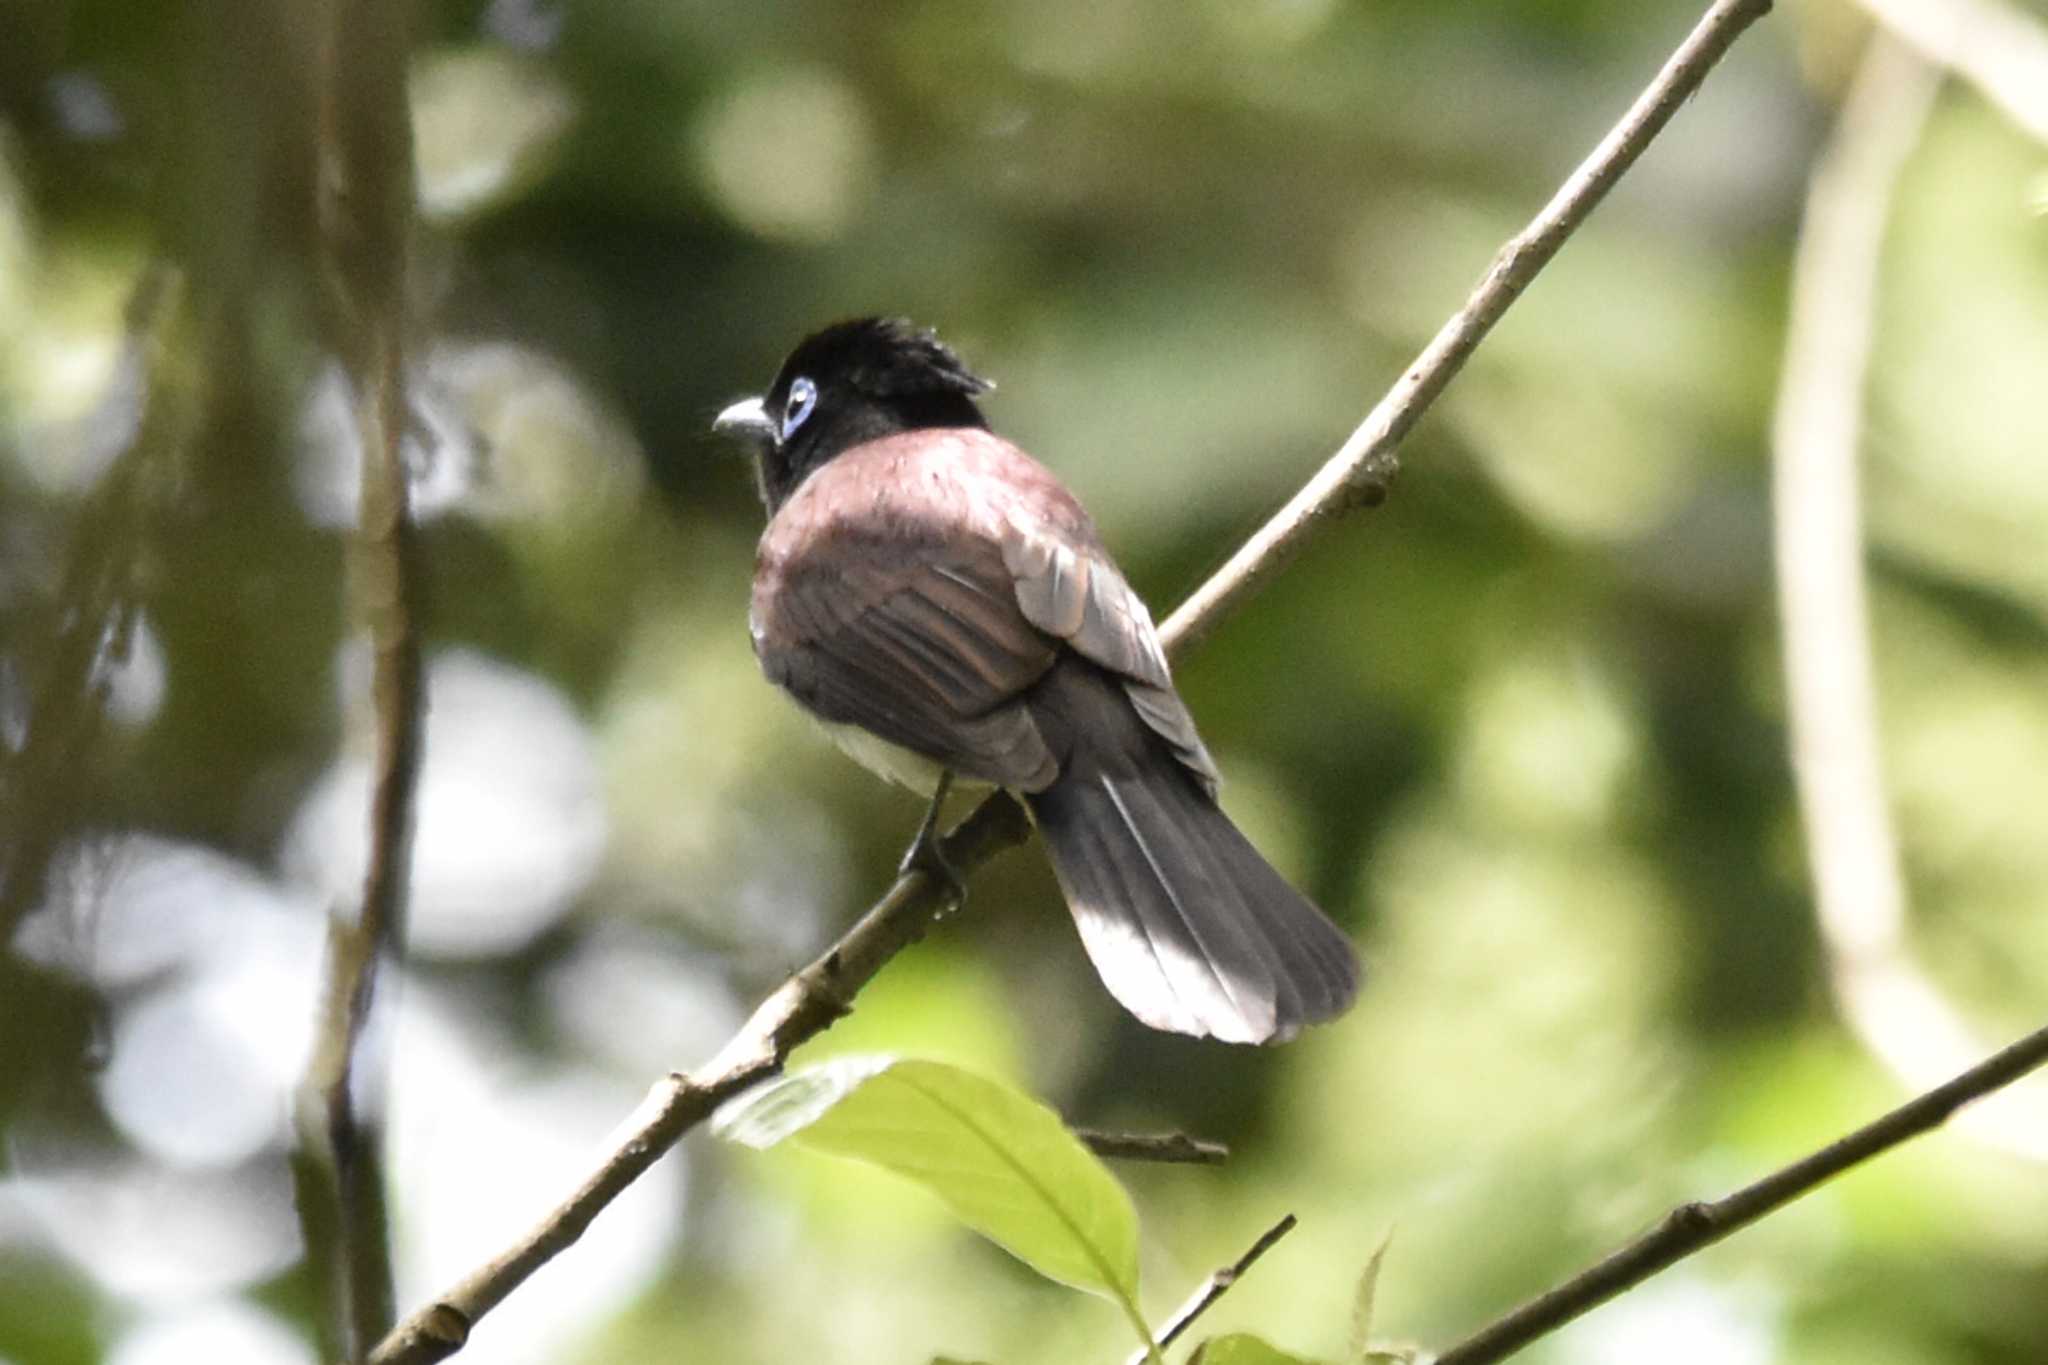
[897,823,966,907]
[897,774,965,908]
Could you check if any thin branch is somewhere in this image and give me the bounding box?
[369,4,1770,1359]
[1774,28,1933,965]
[1158,0,1775,656]
[1431,1019,2048,1365]
[1076,1130,1231,1166]
[1853,0,2048,145]
[291,0,422,1358]
[1773,32,2048,1161]
[0,270,183,950]
[1123,1214,1299,1365]
[370,796,1033,1364]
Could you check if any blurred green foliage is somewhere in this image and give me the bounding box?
[3,0,2048,1363]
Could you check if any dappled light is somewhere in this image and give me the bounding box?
[4,1,2047,1363]
[283,647,606,958]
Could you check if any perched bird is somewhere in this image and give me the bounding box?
[714,318,1359,1044]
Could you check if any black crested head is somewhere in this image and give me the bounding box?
[715,317,994,511]
[777,317,992,406]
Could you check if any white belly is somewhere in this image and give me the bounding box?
[816,719,952,797]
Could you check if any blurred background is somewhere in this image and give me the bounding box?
[3,0,2047,1362]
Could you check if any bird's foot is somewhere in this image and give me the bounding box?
[897,774,966,909]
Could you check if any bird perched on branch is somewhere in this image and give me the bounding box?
[714,318,1359,1044]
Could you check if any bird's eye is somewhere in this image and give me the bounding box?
[781,376,818,439]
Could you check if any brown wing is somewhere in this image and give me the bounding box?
[753,454,1063,791]
[754,428,1217,795]
[1000,513,1220,796]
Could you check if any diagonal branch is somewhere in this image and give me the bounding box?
[1425,40,2048,1365]
[1431,1018,2048,1365]
[1159,0,1775,656]
[371,796,1033,1364]
[368,3,1771,1360]
[1122,1213,1298,1365]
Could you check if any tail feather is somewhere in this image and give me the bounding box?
[1037,779,1254,1040]
[1097,772,1284,1041]
[1027,763,1361,1045]
[1121,771,1310,1027]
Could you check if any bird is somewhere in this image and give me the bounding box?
[713,318,1359,1044]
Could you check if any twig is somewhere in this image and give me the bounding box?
[369,3,1770,1359]
[0,270,182,950]
[1773,33,2048,1160]
[1158,0,1775,656]
[1774,32,1932,962]
[1123,1214,1299,1365]
[1432,1019,2048,1365]
[291,0,422,1358]
[1853,0,2048,145]
[1076,1130,1231,1166]
[370,796,1033,1364]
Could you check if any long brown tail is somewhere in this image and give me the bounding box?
[1025,697,1360,1044]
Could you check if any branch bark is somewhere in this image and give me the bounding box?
[369,3,1771,1359]
[1431,1018,2048,1365]
[1123,1214,1298,1365]
[1426,36,2048,1365]
[291,0,423,1358]
[1158,0,1775,656]
[371,797,1033,1364]
[1076,1129,1230,1166]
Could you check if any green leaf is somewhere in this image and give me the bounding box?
[712,1054,896,1149]
[1348,1228,1396,1363]
[1190,1334,1322,1365]
[714,1056,1143,1305]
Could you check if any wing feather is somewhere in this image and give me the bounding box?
[756,509,1062,790]
[1002,515,1218,792]
[754,429,1218,795]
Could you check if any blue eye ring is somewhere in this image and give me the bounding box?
[781,376,818,439]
